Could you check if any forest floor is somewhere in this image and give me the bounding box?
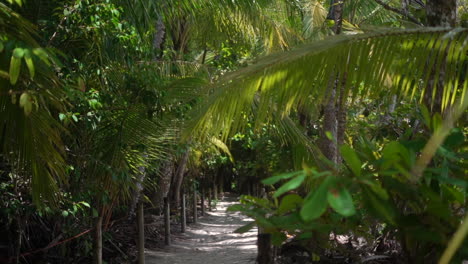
[145,194,257,264]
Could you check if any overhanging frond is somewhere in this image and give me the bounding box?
[188,28,468,145]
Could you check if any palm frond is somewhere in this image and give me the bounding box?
[188,28,468,146]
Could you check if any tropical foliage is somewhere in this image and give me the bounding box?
[0,0,467,263]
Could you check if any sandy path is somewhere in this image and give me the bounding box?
[145,195,257,264]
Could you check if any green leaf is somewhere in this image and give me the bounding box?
[32,48,51,66]
[19,93,32,115]
[278,194,303,214]
[300,176,335,221]
[0,42,4,52]
[62,210,69,217]
[9,55,21,85]
[340,145,361,177]
[420,105,431,129]
[262,171,303,185]
[273,174,306,198]
[12,48,25,58]
[234,221,256,233]
[362,187,396,225]
[24,50,35,78]
[227,204,245,212]
[327,187,356,217]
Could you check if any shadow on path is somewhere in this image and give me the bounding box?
[145,194,257,264]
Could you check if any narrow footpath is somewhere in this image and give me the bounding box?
[145,194,257,264]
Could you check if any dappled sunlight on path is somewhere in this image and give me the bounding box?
[145,194,257,264]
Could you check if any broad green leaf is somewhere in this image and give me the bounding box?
[62,210,69,217]
[327,187,356,217]
[278,194,303,214]
[19,93,32,115]
[234,221,256,233]
[273,174,306,198]
[0,42,4,52]
[9,55,21,85]
[300,176,335,221]
[24,50,35,78]
[262,171,303,185]
[340,145,361,177]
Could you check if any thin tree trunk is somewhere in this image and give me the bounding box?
[208,188,212,211]
[181,192,186,233]
[94,214,103,264]
[201,188,205,216]
[129,154,147,218]
[257,233,273,264]
[137,201,145,264]
[193,183,198,223]
[164,197,171,245]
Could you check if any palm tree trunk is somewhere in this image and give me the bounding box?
[424,0,457,113]
[171,147,190,205]
[153,159,173,214]
[137,201,145,264]
[153,17,166,60]
[320,0,344,165]
[426,0,456,27]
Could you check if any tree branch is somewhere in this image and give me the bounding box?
[373,0,423,26]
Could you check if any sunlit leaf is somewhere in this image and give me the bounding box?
[262,171,304,185]
[273,174,306,198]
[9,55,21,85]
[19,93,32,115]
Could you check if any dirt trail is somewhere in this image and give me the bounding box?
[145,194,257,264]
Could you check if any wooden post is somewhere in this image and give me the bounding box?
[208,188,212,211]
[181,193,186,233]
[164,197,170,245]
[137,201,145,264]
[257,233,273,264]
[193,183,198,223]
[201,188,205,216]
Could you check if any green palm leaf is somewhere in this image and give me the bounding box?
[188,28,468,143]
